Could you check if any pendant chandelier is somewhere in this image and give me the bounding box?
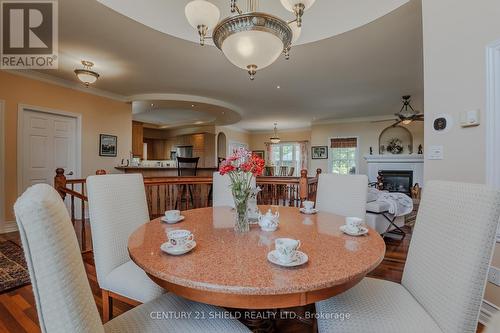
[270,122,281,143]
[185,0,315,80]
[74,60,100,86]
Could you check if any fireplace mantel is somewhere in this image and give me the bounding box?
[364,154,424,186]
[364,154,424,163]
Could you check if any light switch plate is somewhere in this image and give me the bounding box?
[488,266,500,286]
[427,145,444,160]
[460,110,480,127]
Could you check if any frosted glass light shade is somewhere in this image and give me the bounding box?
[185,0,220,30]
[221,30,283,71]
[74,69,99,85]
[289,21,301,44]
[280,0,316,12]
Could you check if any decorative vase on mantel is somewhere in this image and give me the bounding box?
[219,148,265,233]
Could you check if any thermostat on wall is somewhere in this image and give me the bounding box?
[432,114,452,133]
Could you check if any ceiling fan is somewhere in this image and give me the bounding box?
[373,95,424,126]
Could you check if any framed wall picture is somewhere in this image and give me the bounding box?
[311,146,328,159]
[99,134,117,157]
[252,150,265,160]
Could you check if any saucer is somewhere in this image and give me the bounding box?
[161,216,185,224]
[267,250,308,267]
[160,240,196,255]
[340,225,368,236]
[260,225,278,232]
[299,208,318,215]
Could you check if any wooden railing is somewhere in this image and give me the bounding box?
[54,168,321,251]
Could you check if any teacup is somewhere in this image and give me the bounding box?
[302,200,315,212]
[167,230,194,248]
[275,238,301,263]
[345,217,364,232]
[165,210,181,221]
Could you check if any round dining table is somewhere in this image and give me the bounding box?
[128,206,385,329]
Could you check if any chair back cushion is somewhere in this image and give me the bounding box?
[213,172,234,207]
[402,180,500,333]
[87,174,150,284]
[315,174,368,218]
[14,184,104,333]
[212,172,256,208]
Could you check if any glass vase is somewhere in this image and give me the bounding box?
[233,192,250,233]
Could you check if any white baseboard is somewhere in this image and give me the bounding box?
[480,299,500,327]
[0,220,18,234]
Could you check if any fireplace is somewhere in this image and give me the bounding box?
[378,170,413,195]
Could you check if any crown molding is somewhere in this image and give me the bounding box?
[4,70,127,102]
[312,114,398,125]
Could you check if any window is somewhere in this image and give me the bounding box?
[269,142,301,176]
[330,137,358,175]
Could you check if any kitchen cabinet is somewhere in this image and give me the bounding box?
[132,121,144,157]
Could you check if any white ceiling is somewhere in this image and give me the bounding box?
[96,0,409,46]
[37,0,423,131]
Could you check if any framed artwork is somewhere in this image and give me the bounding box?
[252,150,265,159]
[99,134,117,157]
[311,146,328,159]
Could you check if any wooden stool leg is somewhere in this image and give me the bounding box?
[102,290,113,323]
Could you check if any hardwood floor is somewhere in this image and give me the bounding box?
[0,221,486,333]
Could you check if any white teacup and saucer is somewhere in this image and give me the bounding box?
[161,210,185,224]
[267,238,308,267]
[299,201,318,214]
[340,217,368,236]
[161,229,196,255]
[258,209,280,231]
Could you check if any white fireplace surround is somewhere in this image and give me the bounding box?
[364,154,424,187]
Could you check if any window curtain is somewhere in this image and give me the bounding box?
[331,137,357,148]
[264,142,273,165]
[298,141,309,172]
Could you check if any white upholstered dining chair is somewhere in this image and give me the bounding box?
[316,180,500,333]
[315,174,368,218]
[13,184,250,333]
[212,172,256,207]
[86,174,164,322]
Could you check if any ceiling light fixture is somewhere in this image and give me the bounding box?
[270,122,281,144]
[185,0,313,80]
[74,60,100,86]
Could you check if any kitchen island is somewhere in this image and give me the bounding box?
[115,166,217,177]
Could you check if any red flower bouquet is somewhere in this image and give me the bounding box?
[219,148,264,232]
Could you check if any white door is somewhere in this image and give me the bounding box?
[21,109,77,191]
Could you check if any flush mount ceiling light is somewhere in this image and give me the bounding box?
[74,60,100,86]
[185,0,314,80]
[270,122,281,143]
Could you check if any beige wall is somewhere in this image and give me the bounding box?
[215,126,250,155]
[249,129,311,152]
[0,71,132,222]
[245,122,423,176]
[422,0,500,307]
[311,121,424,175]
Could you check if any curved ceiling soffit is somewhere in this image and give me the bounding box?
[128,93,244,116]
[96,0,410,46]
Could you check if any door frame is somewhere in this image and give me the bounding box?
[17,104,82,195]
[0,100,5,225]
[486,39,500,241]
